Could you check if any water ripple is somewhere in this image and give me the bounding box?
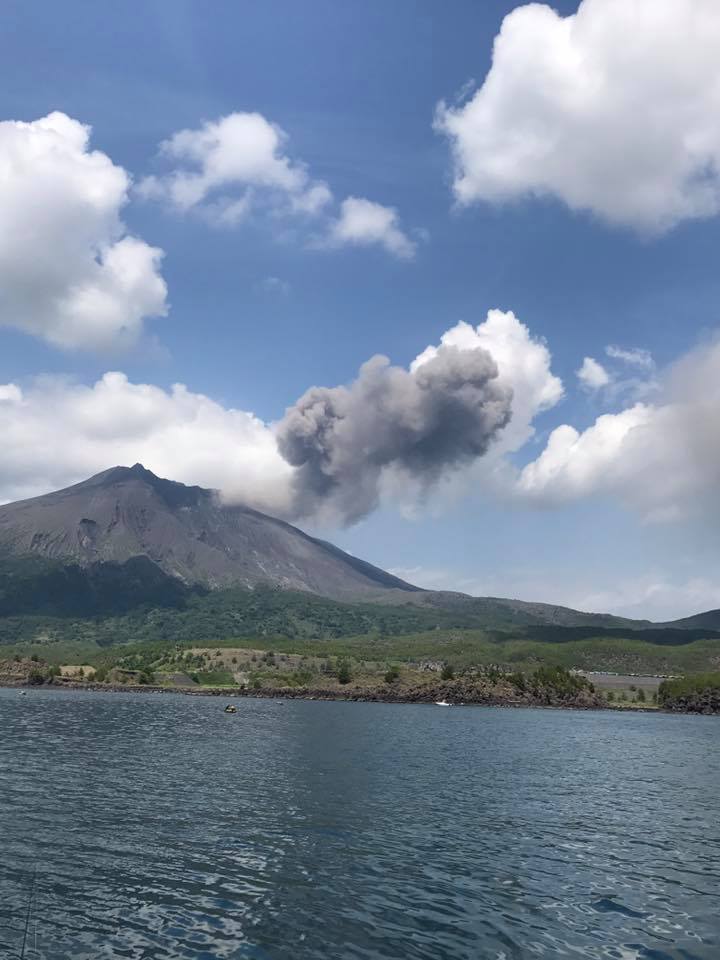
[0,689,718,959]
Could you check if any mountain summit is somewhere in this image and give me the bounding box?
[0,465,418,600]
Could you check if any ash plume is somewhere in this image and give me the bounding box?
[276,345,512,525]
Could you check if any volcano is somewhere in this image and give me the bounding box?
[0,464,419,601]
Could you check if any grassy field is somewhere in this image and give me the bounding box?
[8,627,719,679]
[585,673,661,708]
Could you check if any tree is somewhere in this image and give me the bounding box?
[441,663,454,681]
[336,660,352,684]
[636,687,646,703]
[384,665,400,684]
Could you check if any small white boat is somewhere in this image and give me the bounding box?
[435,699,452,707]
[19,690,27,696]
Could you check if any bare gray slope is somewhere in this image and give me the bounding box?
[0,464,419,600]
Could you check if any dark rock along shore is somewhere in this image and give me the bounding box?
[661,690,720,715]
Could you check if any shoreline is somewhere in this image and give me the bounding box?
[0,678,680,714]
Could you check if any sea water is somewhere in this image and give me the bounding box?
[0,688,718,959]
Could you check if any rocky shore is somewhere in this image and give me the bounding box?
[6,680,606,709]
[5,656,719,713]
[659,689,720,714]
[0,658,605,709]
[656,673,720,715]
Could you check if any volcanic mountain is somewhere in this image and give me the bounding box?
[0,464,418,601]
[2,465,719,634]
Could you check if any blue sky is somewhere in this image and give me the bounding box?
[2,0,720,619]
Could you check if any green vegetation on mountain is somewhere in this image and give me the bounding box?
[1,531,719,679]
[4,614,720,679]
[0,552,193,618]
[0,580,494,647]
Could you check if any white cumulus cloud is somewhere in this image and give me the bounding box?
[0,111,168,349]
[139,112,331,218]
[0,372,292,512]
[518,337,720,525]
[436,0,720,231]
[327,197,416,259]
[577,356,611,390]
[517,404,651,505]
[141,111,417,258]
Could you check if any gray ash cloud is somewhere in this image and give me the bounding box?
[276,345,512,525]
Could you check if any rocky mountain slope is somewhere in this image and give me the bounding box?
[0,464,418,601]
